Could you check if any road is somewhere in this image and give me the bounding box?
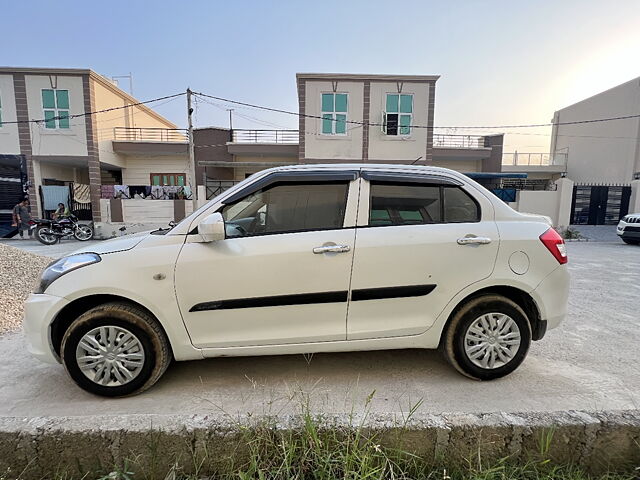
[1,238,638,417]
[0,238,103,258]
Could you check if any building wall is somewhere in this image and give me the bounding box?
[551,77,640,184]
[431,158,482,172]
[92,77,178,170]
[367,81,430,161]
[0,75,20,154]
[40,163,89,184]
[121,154,190,185]
[302,80,364,161]
[24,75,88,156]
[194,127,233,184]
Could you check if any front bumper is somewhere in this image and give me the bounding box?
[23,293,69,364]
[531,265,569,331]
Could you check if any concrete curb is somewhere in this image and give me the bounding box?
[1,410,639,479]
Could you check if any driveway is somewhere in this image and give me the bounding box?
[0,240,638,417]
[0,238,103,259]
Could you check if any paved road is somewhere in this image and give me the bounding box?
[0,240,638,417]
[0,238,103,258]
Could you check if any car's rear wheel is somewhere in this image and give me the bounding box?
[441,295,532,380]
[622,238,639,245]
[61,302,171,397]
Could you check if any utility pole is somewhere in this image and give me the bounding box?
[186,88,198,212]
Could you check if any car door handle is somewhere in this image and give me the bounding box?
[457,235,492,245]
[313,244,351,254]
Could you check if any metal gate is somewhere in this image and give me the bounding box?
[571,184,631,225]
[0,155,28,237]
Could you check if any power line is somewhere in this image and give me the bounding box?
[193,91,640,130]
[1,92,186,125]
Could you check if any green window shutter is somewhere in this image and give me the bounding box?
[177,175,185,186]
[44,110,56,129]
[322,113,334,134]
[321,93,334,112]
[42,90,55,109]
[56,90,70,109]
[400,95,413,113]
[58,111,70,129]
[335,114,346,134]
[399,115,411,135]
[152,175,160,186]
[386,94,399,113]
[0,110,2,127]
[334,93,347,113]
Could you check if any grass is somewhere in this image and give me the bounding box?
[2,392,638,480]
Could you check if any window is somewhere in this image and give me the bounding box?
[369,183,480,226]
[42,89,70,129]
[321,93,347,135]
[222,182,349,237]
[150,173,186,186]
[444,186,480,223]
[382,94,413,136]
[370,183,441,226]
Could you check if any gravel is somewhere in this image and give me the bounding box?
[0,243,52,333]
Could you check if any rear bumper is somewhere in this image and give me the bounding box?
[23,293,69,364]
[531,265,569,331]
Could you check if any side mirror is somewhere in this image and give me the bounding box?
[198,212,225,242]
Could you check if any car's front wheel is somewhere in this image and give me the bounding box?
[441,294,532,380]
[61,302,171,397]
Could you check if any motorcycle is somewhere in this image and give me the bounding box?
[34,215,94,245]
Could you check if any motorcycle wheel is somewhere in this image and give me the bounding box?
[36,226,60,245]
[74,224,94,241]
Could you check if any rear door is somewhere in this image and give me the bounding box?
[347,171,499,340]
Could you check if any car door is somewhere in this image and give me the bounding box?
[347,171,499,340]
[175,173,359,348]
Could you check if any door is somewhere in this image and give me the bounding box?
[347,176,499,340]
[175,179,358,348]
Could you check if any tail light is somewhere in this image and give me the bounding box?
[539,228,568,264]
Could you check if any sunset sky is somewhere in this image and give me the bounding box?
[4,0,640,152]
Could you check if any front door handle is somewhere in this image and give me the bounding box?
[457,235,492,246]
[313,244,351,254]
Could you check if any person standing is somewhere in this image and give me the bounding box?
[12,198,33,239]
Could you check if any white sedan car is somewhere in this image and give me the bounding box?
[24,165,569,396]
[616,213,640,245]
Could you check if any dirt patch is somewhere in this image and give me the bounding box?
[0,243,52,333]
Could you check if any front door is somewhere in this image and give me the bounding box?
[175,179,357,348]
[347,177,499,340]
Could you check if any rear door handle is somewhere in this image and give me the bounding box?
[457,235,492,245]
[313,244,351,254]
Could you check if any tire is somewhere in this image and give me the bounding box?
[440,294,532,381]
[622,238,639,245]
[74,224,94,241]
[61,302,172,397]
[35,226,59,245]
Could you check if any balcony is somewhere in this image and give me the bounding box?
[501,152,568,173]
[231,129,299,144]
[113,127,188,142]
[433,134,485,148]
[112,127,188,157]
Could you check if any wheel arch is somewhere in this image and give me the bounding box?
[49,294,174,360]
[438,285,544,346]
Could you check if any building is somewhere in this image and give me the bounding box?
[196,73,506,189]
[0,67,192,237]
[550,76,640,224]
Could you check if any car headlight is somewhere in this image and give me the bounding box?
[35,253,101,294]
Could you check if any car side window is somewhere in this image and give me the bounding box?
[368,182,480,226]
[369,183,441,226]
[443,186,480,223]
[221,182,349,237]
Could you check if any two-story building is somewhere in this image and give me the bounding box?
[0,67,192,237]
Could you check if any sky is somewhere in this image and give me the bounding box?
[4,0,640,152]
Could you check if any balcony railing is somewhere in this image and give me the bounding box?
[433,134,485,148]
[231,129,299,144]
[113,127,188,142]
[502,152,568,167]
